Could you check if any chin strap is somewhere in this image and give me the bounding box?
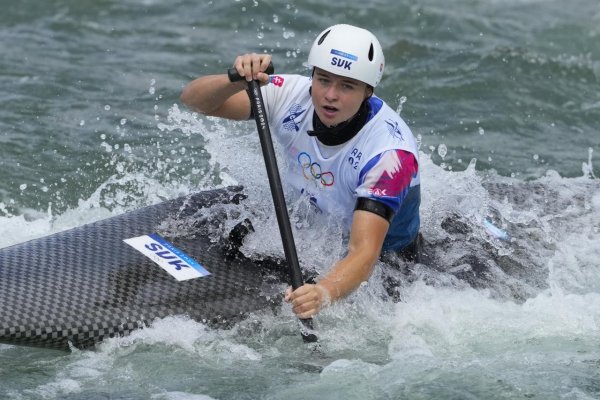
[307,98,370,146]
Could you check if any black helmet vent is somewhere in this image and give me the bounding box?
[368,43,374,61]
[318,29,331,45]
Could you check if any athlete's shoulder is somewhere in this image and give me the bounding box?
[367,96,405,122]
[363,101,412,142]
[262,74,311,105]
[267,74,310,90]
[354,97,418,163]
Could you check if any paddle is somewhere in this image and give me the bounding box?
[228,63,317,343]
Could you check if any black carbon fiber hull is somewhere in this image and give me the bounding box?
[0,187,281,351]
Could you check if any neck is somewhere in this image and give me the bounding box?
[308,99,370,146]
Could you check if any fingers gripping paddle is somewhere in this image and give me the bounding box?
[228,64,318,343]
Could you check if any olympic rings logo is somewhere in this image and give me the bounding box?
[297,152,334,187]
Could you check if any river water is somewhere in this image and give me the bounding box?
[1,0,599,399]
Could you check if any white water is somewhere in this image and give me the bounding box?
[1,106,599,399]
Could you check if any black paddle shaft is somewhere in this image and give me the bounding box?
[228,64,317,342]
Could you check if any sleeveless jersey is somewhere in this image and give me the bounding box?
[261,74,421,251]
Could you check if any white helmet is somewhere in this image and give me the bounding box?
[307,24,385,87]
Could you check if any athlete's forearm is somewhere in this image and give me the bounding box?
[317,249,378,302]
[284,250,377,319]
[317,210,389,302]
[285,207,389,318]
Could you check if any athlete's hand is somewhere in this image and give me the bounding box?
[232,53,272,84]
[284,283,331,319]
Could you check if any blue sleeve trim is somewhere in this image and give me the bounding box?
[366,97,383,122]
[358,152,382,184]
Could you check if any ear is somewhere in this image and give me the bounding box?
[365,86,374,99]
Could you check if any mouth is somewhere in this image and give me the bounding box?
[320,105,339,119]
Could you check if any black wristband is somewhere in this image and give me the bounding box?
[354,197,395,223]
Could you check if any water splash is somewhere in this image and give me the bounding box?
[582,147,596,178]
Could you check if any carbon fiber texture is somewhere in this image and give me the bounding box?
[0,187,281,351]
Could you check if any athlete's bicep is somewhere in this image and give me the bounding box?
[208,90,252,121]
[347,209,390,260]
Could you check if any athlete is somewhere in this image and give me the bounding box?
[180,24,421,318]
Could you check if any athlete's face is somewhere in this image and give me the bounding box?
[311,68,372,127]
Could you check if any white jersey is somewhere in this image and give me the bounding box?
[261,74,421,250]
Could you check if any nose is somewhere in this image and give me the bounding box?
[324,84,339,101]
